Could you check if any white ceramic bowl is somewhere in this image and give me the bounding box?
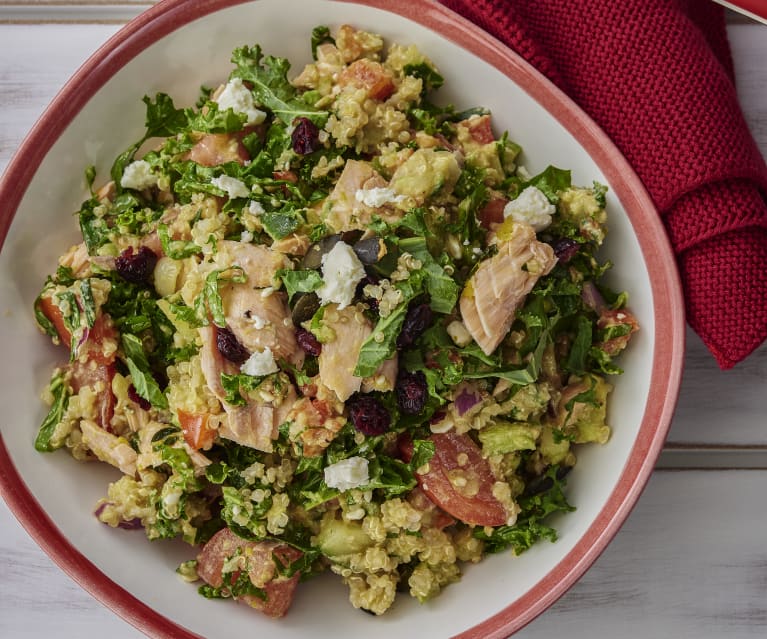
[0,1,685,637]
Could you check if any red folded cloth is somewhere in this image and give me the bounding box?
[441,0,767,369]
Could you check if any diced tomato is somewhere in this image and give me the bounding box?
[272,170,298,183]
[460,114,495,144]
[37,294,71,346]
[478,197,508,229]
[178,410,216,450]
[37,295,117,363]
[197,528,302,618]
[401,431,508,527]
[338,58,395,101]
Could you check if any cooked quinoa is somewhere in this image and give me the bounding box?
[32,24,638,618]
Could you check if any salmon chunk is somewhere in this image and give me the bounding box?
[325,159,398,231]
[317,304,397,402]
[216,240,292,289]
[460,221,557,356]
[221,283,304,369]
[198,324,296,452]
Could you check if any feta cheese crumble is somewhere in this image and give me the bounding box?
[502,185,555,232]
[250,314,268,330]
[317,241,365,309]
[215,77,267,125]
[248,200,265,216]
[355,186,406,208]
[211,175,250,199]
[324,456,370,492]
[240,347,279,377]
[120,160,158,190]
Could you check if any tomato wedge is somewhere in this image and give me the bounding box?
[460,113,495,144]
[197,528,302,618]
[177,410,216,450]
[477,197,508,229]
[402,431,508,527]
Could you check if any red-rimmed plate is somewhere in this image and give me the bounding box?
[0,1,684,637]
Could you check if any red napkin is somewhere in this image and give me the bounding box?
[441,0,767,369]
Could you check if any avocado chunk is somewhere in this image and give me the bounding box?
[315,517,373,558]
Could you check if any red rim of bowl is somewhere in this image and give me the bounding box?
[0,0,685,637]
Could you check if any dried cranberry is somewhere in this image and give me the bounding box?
[216,326,250,364]
[346,393,391,436]
[127,384,151,411]
[551,237,580,263]
[291,117,320,155]
[397,303,433,349]
[115,246,158,284]
[395,370,428,415]
[295,327,322,356]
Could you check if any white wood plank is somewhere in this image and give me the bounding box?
[2,470,765,637]
[0,24,120,175]
[517,470,767,637]
[667,330,767,446]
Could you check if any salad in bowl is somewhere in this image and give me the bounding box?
[31,23,637,619]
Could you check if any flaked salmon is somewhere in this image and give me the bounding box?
[216,240,291,289]
[325,159,399,231]
[198,324,295,452]
[460,221,557,356]
[317,304,397,402]
[221,283,304,369]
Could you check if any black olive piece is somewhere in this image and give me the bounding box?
[340,229,364,245]
[523,465,573,497]
[300,234,342,270]
[353,236,386,265]
[291,292,321,325]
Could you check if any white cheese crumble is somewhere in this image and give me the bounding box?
[324,456,370,492]
[248,200,265,216]
[250,314,268,330]
[317,241,365,309]
[120,160,158,190]
[502,185,555,232]
[355,186,406,208]
[211,175,250,199]
[215,77,267,125]
[240,230,254,243]
[240,347,279,377]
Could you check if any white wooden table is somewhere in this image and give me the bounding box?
[1,3,765,638]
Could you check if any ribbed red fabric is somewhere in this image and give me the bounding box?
[441,0,767,368]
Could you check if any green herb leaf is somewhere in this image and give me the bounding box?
[34,372,71,452]
[398,237,458,314]
[353,302,408,378]
[123,333,168,409]
[525,166,571,204]
[260,209,302,241]
[403,62,444,94]
[311,25,334,59]
[277,269,322,302]
[194,267,247,327]
[231,45,328,126]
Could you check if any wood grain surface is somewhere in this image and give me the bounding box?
[0,7,765,639]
